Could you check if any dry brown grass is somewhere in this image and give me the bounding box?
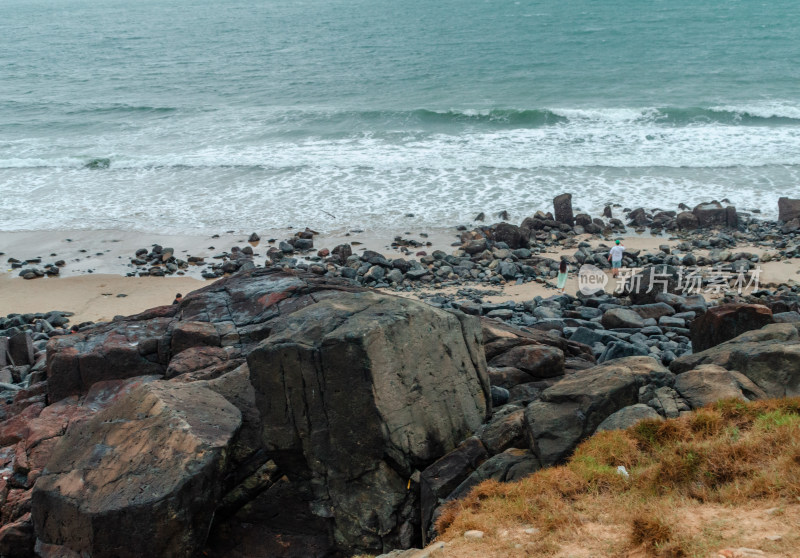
[433,397,800,558]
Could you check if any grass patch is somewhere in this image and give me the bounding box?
[436,397,800,556]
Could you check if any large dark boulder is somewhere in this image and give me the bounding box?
[490,222,530,249]
[690,303,774,352]
[676,211,699,230]
[553,193,574,226]
[23,270,496,558]
[247,291,490,553]
[692,201,738,228]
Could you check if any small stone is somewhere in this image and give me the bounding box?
[464,530,484,539]
[523,527,540,535]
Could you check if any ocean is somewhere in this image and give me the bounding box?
[2,0,800,234]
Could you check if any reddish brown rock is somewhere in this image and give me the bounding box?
[32,381,241,558]
[690,303,774,352]
[170,320,221,355]
[165,345,233,379]
[7,393,46,417]
[0,403,45,447]
[0,512,33,558]
[1,489,31,525]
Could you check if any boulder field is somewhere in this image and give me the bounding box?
[0,268,798,557]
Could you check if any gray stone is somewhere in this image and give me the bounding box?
[596,404,662,431]
[524,356,673,466]
[674,364,768,408]
[598,340,649,363]
[601,308,645,329]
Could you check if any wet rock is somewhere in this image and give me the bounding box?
[491,223,530,249]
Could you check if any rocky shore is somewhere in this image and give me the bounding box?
[0,195,799,557]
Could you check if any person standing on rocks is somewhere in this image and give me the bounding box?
[608,239,625,278]
[557,259,569,293]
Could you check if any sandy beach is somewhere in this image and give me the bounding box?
[3,225,798,325]
[0,226,459,323]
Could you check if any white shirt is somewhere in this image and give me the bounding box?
[609,245,625,261]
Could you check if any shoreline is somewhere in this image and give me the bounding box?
[2,200,799,325]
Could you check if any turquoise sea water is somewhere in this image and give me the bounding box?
[1,0,800,232]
